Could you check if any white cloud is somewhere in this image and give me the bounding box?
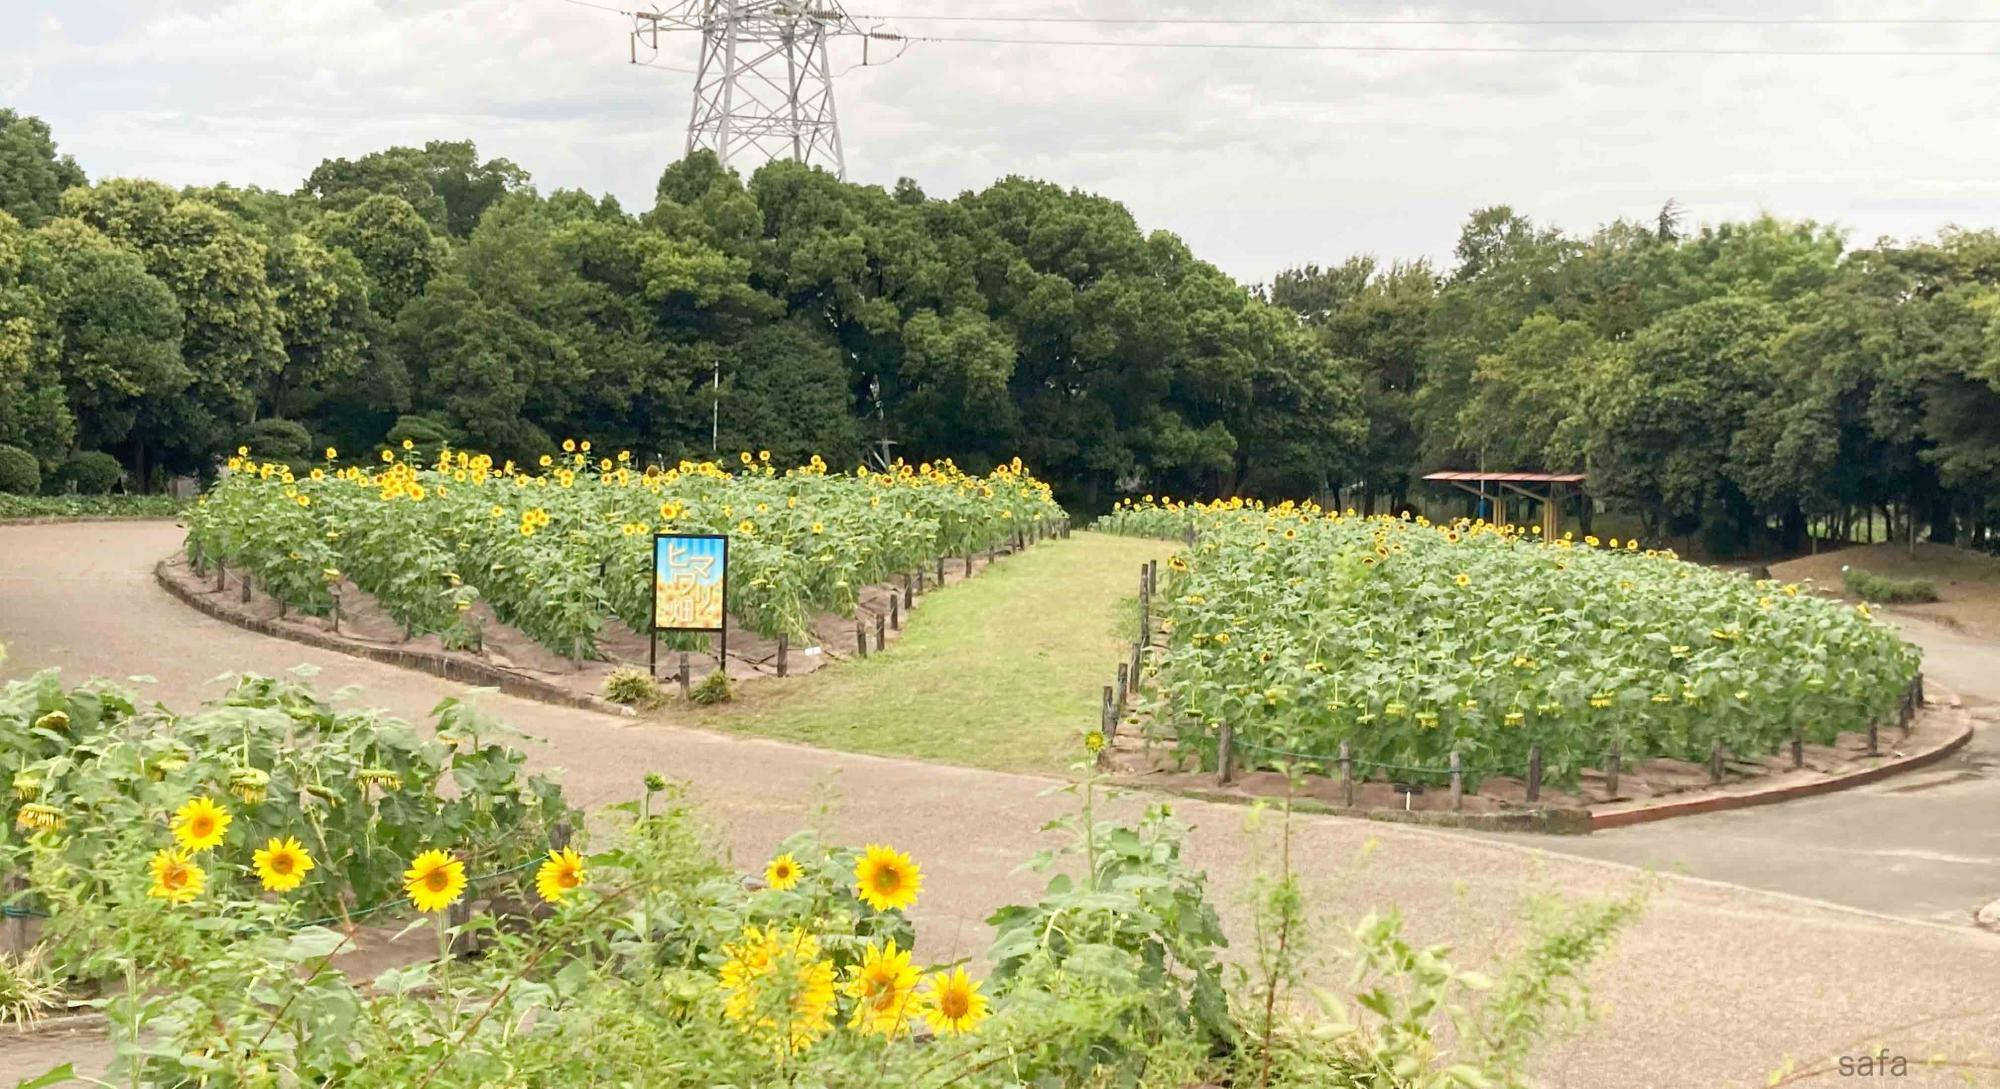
[10,0,2000,281]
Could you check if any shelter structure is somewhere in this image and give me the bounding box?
[1421,471,1585,539]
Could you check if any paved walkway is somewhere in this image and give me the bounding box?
[4,521,1999,1088]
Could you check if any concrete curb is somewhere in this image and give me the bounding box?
[1590,705,1975,830]
[153,559,636,718]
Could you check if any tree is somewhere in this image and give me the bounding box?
[308,194,451,320]
[0,110,86,228]
[24,217,186,473]
[61,180,285,472]
[1585,295,1785,545]
[0,211,73,464]
[302,139,530,237]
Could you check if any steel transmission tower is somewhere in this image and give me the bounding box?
[632,2,892,180]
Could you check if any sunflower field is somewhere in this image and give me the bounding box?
[183,444,1064,659]
[1099,498,1921,788]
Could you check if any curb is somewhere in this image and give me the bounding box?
[152,559,635,718]
[1590,705,1975,830]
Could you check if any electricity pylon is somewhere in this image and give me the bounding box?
[632,1,892,180]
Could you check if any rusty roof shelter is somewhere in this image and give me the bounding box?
[1421,471,1585,539]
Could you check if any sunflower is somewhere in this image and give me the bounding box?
[403,849,467,913]
[13,802,61,833]
[720,926,837,1054]
[172,796,231,852]
[148,848,205,904]
[1453,572,1471,587]
[854,844,922,912]
[253,837,315,893]
[764,853,802,892]
[845,939,920,1036]
[919,967,989,1036]
[535,847,586,904]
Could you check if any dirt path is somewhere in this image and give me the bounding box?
[4,521,2000,1088]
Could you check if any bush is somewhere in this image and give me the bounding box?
[603,666,661,706]
[690,668,733,705]
[234,418,314,472]
[385,414,457,464]
[1843,566,1940,604]
[0,445,40,496]
[52,450,124,495]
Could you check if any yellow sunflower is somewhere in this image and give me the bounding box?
[764,853,802,892]
[854,844,922,912]
[403,849,467,913]
[252,836,315,893]
[919,967,989,1035]
[719,926,837,1055]
[844,939,920,1037]
[148,848,205,904]
[1453,572,1471,587]
[535,847,586,904]
[171,796,231,853]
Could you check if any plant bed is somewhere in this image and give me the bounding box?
[1103,685,1970,832]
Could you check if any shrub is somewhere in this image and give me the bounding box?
[1842,566,1940,604]
[603,666,661,706]
[234,418,314,473]
[385,414,457,464]
[0,444,40,496]
[53,450,124,495]
[690,668,733,704]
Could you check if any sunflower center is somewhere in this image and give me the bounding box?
[190,816,212,838]
[557,868,580,889]
[271,855,294,875]
[939,988,969,1019]
[872,868,902,894]
[425,868,451,892]
[164,866,188,889]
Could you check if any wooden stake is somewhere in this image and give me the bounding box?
[1710,740,1725,782]
[679,652,690,699]
[1115,663,1129,710]
[1606,742,1622,799]
[1791,725,1804,769]
[776,633,789,678]
[1449,751,1463,812]
[855,620,868,658]
[1217,721,1235,785]
[1339,741,1354,807]
[874,613,885,651]
[889,593,901,631]
[1526,744,1543,803]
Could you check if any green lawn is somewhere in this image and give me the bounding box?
[680,531,1172,773]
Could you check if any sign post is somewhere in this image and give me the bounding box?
[649,533,729,679]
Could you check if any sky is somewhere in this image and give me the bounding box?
[6,1,2000,285]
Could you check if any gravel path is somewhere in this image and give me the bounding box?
[3,521,1998,1088]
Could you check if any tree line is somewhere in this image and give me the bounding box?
[3,106,1999,553]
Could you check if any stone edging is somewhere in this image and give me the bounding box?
[1590,705,1976,830]
[152,559,636,718]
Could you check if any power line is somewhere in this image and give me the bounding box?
[884,33,2000,58]
[560,0,630,13]
[855,11,2000,27]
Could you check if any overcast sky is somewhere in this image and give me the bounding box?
[6,1,2000,284]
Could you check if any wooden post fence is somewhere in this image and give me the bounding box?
[889,593,901,631]
[874,613,886,652]
[678,652,690,699]
[1525,744,1543,803]
[1709,741,1725,783]
[776,634,789,678]
[1449,751,1463,812]
[1339,741,1355,807]
[1217,721,1236,786]
[1605,741,1621,799]
[855,620,868,659]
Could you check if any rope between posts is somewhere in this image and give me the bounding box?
[1229,736,1528,778]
